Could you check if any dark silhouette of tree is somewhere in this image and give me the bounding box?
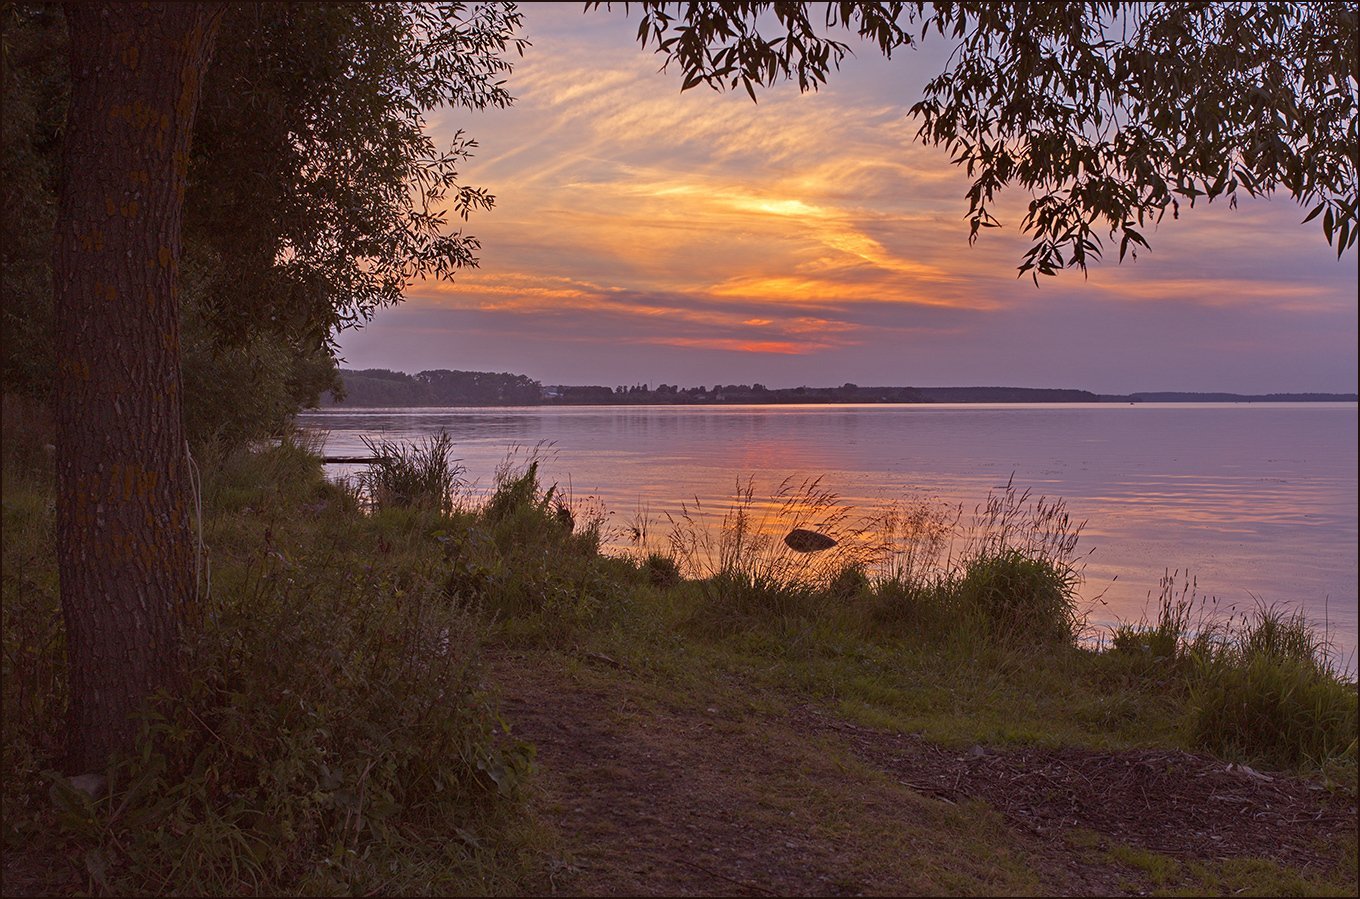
[597,1,1358,277]
[54,1,225,773]
[5,3,527,441]
[44,1,525,772]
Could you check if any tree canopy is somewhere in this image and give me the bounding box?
[188,2,526,348]
[1,2,527,441]
[596,1,1359,280]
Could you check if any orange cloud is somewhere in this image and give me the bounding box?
[639,336,837,354]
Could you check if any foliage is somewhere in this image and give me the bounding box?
[1187,603,1357,768]
[179,262,340,446]
[3,433,531,895]
[1189,650,1357,769]
[357,431,466,514]
[600,1,1359,275]
[1108,570,1225,680]
[948,479,1086,643]
[953,550,1079,644]
[1,3,527,443]
[642,551,683,588]
[1110,574,1357,768]
[188,2,527,350]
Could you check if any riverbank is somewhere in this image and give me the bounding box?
[2,425,1355,895]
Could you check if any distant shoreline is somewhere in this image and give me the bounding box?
[322,368,1358,408]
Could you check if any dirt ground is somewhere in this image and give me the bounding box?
[488,648,1358,897]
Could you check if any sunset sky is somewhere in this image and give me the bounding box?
[336,3,1359,394]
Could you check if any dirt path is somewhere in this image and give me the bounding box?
[487,648,1356,897]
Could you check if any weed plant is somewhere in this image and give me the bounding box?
[357,431,463,514]
[1111,573,1357,768]
[3,431,532,894]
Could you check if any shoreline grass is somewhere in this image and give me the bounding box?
[3,422,1355,894]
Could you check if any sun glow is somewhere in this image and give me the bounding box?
[335,6,1356,393]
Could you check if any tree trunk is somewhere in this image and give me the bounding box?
[54,2,223,774]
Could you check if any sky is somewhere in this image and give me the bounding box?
[335,3,1359,394]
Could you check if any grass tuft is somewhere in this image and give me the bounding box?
[357,431,464,514]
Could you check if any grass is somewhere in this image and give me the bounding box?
[357,431,464,514]
[1108,573,1358,768]
[3,428,537,894]
[2,417,1356,895]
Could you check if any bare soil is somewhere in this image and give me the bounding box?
[489,648,1357,897]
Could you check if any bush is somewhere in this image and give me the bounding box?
[1188,604,1357,768]
[828,564,871,601]
[358,431,463,514]
[1189,653,1357,768]
[954,549,1080,644]
[58,571,527,894]
[3,437,529,895]
[643,552,682,589]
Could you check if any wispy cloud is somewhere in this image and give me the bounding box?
[338,6,1357,393]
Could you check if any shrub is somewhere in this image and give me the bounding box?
[67,568,526,894]
[643,552,682,589]
[1189,653,1357,768]
[954,549,1080,645]
[828,563,871,601]
[484,458,548,523]
[358,431,463,514]
[1188,604,1357,768]
[3,439,529,895]
[460,457,619,625]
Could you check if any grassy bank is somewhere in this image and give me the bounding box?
[3,419,1355,894]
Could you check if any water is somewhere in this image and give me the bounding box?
[298,403,1358,661]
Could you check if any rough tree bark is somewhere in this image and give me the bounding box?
[54,2,223,774]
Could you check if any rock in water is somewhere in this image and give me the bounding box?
[784,528,837,553]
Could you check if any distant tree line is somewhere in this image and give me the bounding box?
[325,371,1357,407]
[330,369,543,406]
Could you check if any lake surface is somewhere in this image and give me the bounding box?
[298,403,1358,663]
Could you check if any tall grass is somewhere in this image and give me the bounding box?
[357,431,464,514]
[1110,572,1357,768]
[943,479,1088,644]
[863,494,960,592]
[1188,602,1357,768]
[2,429,532,894]
[1110,570,1222,666]
[655,476,1088,646]
[661,477,879,622]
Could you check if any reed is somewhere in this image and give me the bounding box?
[1189,601,1357,767]
[1111,572,1357,767]
[357,431,464,514]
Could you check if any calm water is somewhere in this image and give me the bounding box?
[298,403,1358,661]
